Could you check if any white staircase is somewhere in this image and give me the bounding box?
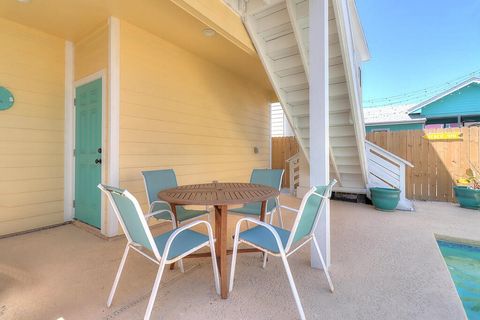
[240,0,368,194]
[365,141,414,211]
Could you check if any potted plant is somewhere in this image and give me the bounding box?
[454,167,480,210]
[369,187,401,212]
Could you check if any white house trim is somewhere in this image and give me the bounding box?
[74,70,107,88]
[73,70,107,235]
[408,77,480,114]
[367,119,426,126]
[64,41,75,222]
[426,113,480,120]
[269,103,272,169]
[107,16,121,237]
[370,128,390,133]
[333,0,369,187]
[364,141,413,167]
[347,0,370,61]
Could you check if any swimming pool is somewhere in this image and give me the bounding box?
[437,240,480,320]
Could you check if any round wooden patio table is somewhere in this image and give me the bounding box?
[158,182,280,299]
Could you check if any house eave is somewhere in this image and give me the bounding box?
[408,77,480,114]
[347,0,370,61]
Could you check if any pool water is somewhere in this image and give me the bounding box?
[438,240,480,320]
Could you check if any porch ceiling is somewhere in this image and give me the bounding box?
[0,0,272,91]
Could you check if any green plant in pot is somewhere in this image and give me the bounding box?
[454,167,480,210]
[369,187,401,212]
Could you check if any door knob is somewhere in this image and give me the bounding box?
[95,158,102,165]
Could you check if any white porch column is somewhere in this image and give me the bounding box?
[107,16,120,237]
[309,0,330,268]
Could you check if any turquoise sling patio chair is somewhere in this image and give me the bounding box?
[229,180,337,320]
[229,169,285,227]
[98,184,219,320]
[142,169,210,226]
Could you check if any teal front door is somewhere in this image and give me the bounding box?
[75,78,102,228]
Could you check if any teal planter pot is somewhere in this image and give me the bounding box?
[370,187,401,212]
[453,186,480,210]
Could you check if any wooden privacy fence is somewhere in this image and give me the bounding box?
[271,137,299,188]
[367,127,480,202]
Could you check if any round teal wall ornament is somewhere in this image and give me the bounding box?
[0,87,14,110]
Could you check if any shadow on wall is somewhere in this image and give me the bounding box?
[366,127,480,203]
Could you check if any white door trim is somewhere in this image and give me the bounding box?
[107,16,120,237]
[70,70,107,234]
[64,41,75,222]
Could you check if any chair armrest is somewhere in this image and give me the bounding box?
[148,200,172,212]
[144,209,174,220]
[279,205,299,213]
[161,220,215,258]
[145,201,176,229]
[234,217,286,253]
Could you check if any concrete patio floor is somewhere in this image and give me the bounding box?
[1,196,479,320]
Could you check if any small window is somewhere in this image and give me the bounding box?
[371,128,390,133]
[424,124,443,130]
[271,103,284,137]
[271,103,293,137]
[445,123,460,129]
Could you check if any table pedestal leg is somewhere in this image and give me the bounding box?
[259,200,267,263]
[215,205,228,299]
[260,200,267,222]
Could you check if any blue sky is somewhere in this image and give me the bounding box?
[357,0,480,107]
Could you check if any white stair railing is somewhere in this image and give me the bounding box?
[286,153,301,196]
[365,141,414,211]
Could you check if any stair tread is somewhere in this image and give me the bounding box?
[255,4,290,34]
[252,1,287,20]
[268,46,299,61]
[260,22,294,42]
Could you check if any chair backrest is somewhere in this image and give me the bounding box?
[243,169,284,212]
[286,180,337,250]
[141,169,178,205]
[98,184,160,259]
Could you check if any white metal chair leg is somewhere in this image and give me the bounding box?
[312,237,334,292]
[273,197,284,228]
[229,223,242,292]
[207,232,220,295]
[178,259,185,273]
[261,216,273,262]
[280,252,306,320]
[144,260,167,320]
[262,252,268,269]
[206,206,211,223]
[107,244,130,307]
[277,207,284,228]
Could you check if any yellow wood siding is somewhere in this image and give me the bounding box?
[0,18,65,236]
[119,21,271,211]
[74,24,108,81]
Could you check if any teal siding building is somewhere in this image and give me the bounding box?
[365,122,423,133]
[364,78,480,132]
